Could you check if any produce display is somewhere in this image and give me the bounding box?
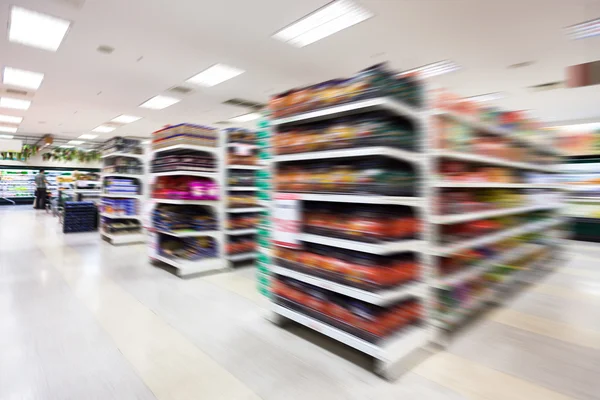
[151,124,218,149]
[151,150,216,173]
[101,198,138,216]
[227,213,260,230]
[269,63,424,119]
[228,171,256,187]
[159,236,218,261]
[273,112,415,155]
[226,236,256,255]
[102,156,143,175]
[276,158,417,196]
[273,276,422,342]
[103,177,140,195]
[153,205,217,233]
[228,194,258,208]
[274,244,419,290]
[63,202,98,233]
[303,204,419,243]
[0,170,36,198]
[152,176,219,200]
[102,137,143,155]
[102,219,141,236]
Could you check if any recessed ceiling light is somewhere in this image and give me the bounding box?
[8,6,71,52]
[0,114,23,124]
[60,145,74,148]
[465,92,506,102]
[186,64,245,87]
[400,60,460,78]
[110,115,142,124]
[565,18,600,40]
[79,134,97,139]
[0,97,31,110]
[92,125,116,133]
[229,112,261,122]
[139,95,181,110]
[3,67,45,90]
[68,140,84,145]
[0,126,18,133]
[272,0,374,48]
[0,134,15,139]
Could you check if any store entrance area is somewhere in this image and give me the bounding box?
[2,205,599,400]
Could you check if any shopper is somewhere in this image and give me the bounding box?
[34,169,49,210]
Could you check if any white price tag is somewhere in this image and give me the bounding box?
[273,194,302,249]
[234,144,253,156]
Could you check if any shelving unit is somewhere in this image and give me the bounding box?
[261,66,564,379]
[562,157,600,242]
[100,138,146,245]
[147,124,227,277]
[224,128,262,266]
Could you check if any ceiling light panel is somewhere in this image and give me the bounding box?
[3,67,45,90]
[0,134,15,139]
[400,60,460,78]
[273,0,373,48]
[186,64,245,87]
[92,125,116,133]
[60,145,74,148]
[0,97,31,110]
[139,95,181,110]
[0,126,18,133]
[68,140,84,145]
[9,6,71,52]
[0,114,23,124]
[79,134,97,139]
[566,18,600,40]
[111,115,142,124]
[229,112,261,122]
[466,92,506,102]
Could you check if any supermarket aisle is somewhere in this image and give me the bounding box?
[1,207,599,400]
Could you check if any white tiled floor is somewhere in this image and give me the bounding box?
[1,206,599,400]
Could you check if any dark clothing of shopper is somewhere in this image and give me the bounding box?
[34,171,48,210]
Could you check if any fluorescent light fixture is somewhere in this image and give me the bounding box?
[3,67,45,90]
[565,18,600,40]
[59,145,74,148]
[92,125,116,133]
[186,64,245,87]
[139,95,181,110]
[8,6,71,52]
[465,92,506,102]
[272,0,374,48]
[0,114,23,124]
[553,122,600,132]
[0,134,14,139]
[79,134,97,139]
[0,97,31,110]
[229,112,261,122]
[111,115,142,124]
[400,60,461,78]
[0,126,18,133]
[68,140,84,145]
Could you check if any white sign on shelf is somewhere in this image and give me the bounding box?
[273,193,302,249]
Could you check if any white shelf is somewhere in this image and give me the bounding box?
[274,146,421,164]
[431,204,561,225]
[433,149,557,173]
[226,207,265,213]
[152,170,218,179]
[227,165,262,170]
[226,252,258,262]
[228,186,259,191]
[226,228,258,236]
[151,144,218,155]
[272,303,427,361]
[74,190,102,195]
[100,213,142,220]
[228,142,258,148]
[102,173,144,179]
[432,218,561,256]
[152,198,219,206]
[101,152,144,160]
[273,265,423,306]
[154,229,220,238]
[299,233,423,255]
[152,254,226,276]
[568,197,600,203]
[102,193,142,198]
[101,231,145,244]
[434,182,560,189]
[277,192,422,207]
[271,97,422,126]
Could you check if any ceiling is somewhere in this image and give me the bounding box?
[1,0,600,140]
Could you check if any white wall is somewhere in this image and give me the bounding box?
[0,153,101,169]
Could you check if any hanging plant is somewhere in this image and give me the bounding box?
[42,152,51,161]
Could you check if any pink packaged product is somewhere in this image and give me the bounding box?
[188,180,219,200]
[153,176,220,200]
